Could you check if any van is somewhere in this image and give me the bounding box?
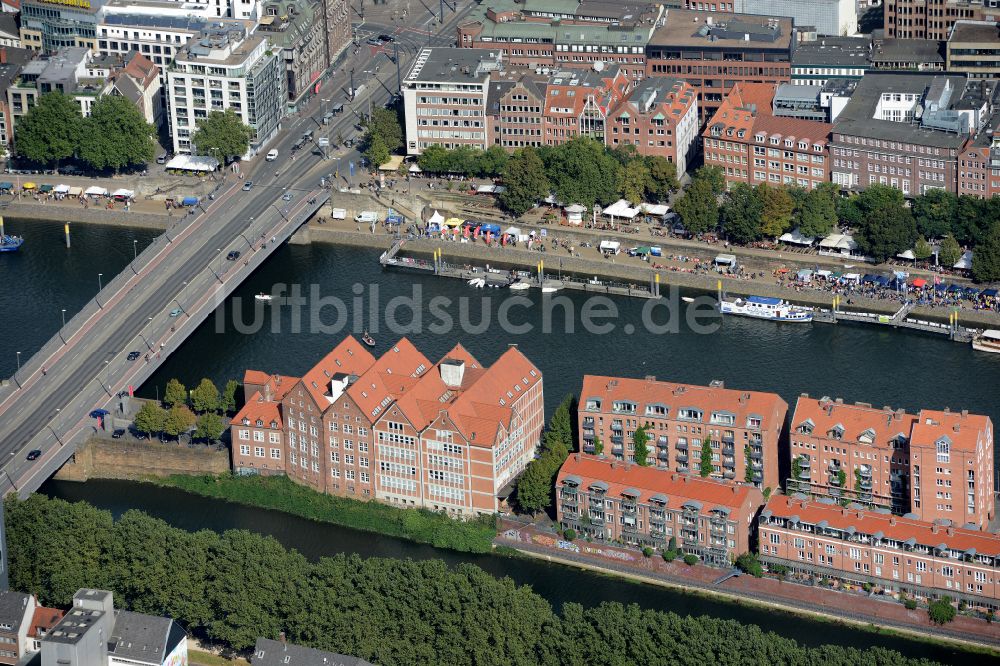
[331,103,344,115]
[322,112,334,124]
[302,129,314,141]
[354,211,378,223]
[156,153,168,165]
[265,149,278,161]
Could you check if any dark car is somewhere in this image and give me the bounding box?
[379,34,395,43]
[226,250,240,261]
[111,429,125,439]
[127,351,140,361]
[26,449,42,461]
[242,180,254,191]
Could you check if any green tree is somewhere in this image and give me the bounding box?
[475,145,509,177]
[912,189,956,239]
[133,401,166,436]
[683,553,700,566]
[853,184,916,262]
[837,469,847,488]
[792,455,804,481]
[191,109,252,163]
[592,435,603,456]
[78,95,155,172]
[363,134,391,169]
[620,159,650,204]
[720,183,764,244]
[515,395,575,514]
[758,184,795,238]
[694,165,726,195]
[222,379,240,415]
[913,235,933,261]
[928,597,957,625]
[632,425,649,466]
[163,378,187,409]
[744,444,753,483]
[163,404,196,439]
[362,107,403,152]
[14,92,82,167]
[939,233,962,268]
[673,178,718,235]
[194,412,226,442]
[190,378,220,414]
[795,184,839,239]
[735,552,763,577]
[972,220,1000,283]
[417,144,450,173]
[953,195,989,246]
[499,147,549,217]
[543,137,622,208]
[645,156,678,199]
[699,444,714,477]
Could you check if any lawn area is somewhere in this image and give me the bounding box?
[189,648,248,665]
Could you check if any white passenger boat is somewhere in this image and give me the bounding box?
[972,329,1000,354]
[468,277,486,288]
[719,295,813,322]
[509,282,531,291]
[254,293,273,302]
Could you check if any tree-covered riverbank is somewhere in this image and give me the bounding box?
[6,494,944,665]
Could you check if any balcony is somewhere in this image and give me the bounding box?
[800,457,812,469]
[621,502,637,515]
[752,471,763,483]
[562,505,579,517]
[722,434,735,444]
[582,418,595,428]
[722,444,735,456]
[589,513,605,525]
[583,444,596,455]
[622,521,638,533]
[676,440,688,451]
[750,450,763,461]
[657,450,669,460]
[676,453,688,463]
[611,445,624,456]
[829,460,841,472]
[677,464,689,473]
[723,458,735,468]
[723,470,735,480]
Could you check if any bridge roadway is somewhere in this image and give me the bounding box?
[0,2,478,496]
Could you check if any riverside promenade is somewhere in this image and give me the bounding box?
[497,519,1000,652]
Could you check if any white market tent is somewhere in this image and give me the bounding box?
[564,203,585,225]
[599,240,621,254]
[84,186,108,196]
[427,210,445,226]
[111,188,135,199]
[53,184,70,194]
[842,273,861,283]
[779,228,816,246]
[408,163,422,173]
[818,233,860,257]
[602,199,639,220]
[67,186,82,196]
[954,250,973,270]
[640,203,670,216]
[165,155,219,172]
[714,253,737,267]
[504,226,522,237]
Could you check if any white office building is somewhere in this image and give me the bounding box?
[167,23,285,157]
[735,0,857,37]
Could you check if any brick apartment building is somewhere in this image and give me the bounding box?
[702,82,832,189]
[830,73,1000,195]
[957,111,1000,198]
[884,0,999,40]
[231,336,545,517]
[787,396,994,529]
[557,454,764,565]
[946,20,1000,78]
[539,66,632,147]
[577,375,788,492]
[456,0,662,80]
[645,10,795,121]
[760,495,1000,611]
[607,76,700,176]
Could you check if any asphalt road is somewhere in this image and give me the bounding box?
[0,3,476,494]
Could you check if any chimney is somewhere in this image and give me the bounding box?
[671,473,677,481]
[947,526,955,536]
[682,476,689,483]
[645,375,656,382]
[841,507,849,516]
[931,524,939,534]
[574,453,581,462]
[961,409,968,418]
[835,397,844,404]
[0,48,6,65]
[263,382,273,402]
[440,359,466,388]
[611,460,617,469]
[944,406,951,413]
[889,516,896,526]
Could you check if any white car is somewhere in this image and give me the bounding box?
[265,149,278,161]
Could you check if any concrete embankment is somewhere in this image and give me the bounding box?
[54,436,229,482]
[6,203,170,230]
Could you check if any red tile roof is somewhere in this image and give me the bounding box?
[231,374,298,428]
[347,337,432,420]
[764,495,1000,556]
[702,82,831,144]
[28,606,64,639]
[792,397,917,449]
[299,335,376,407]
[581,375,787,428]
[243,369,271,387]
[558,454,761,511]
[910,409,992,453]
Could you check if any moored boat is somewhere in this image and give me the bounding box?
[972,329,1000,354]
[719,295,813,322]
[509,282,530,291]
[0,235,23,252]
[361,331,376,347]
[254,293,273,302]
[468,277,486,288]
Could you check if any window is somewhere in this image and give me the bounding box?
[270,448,281,459]
[238,429,249,441]
[936,439,950,463]
[239,444,250,455]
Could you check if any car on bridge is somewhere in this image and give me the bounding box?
[26,449,41,461]
[242,180,254,191]
[226,250,240,261]
[112,429,125,439]
[169,308,182,317]
[127,351,141,361]
[282,192,294,202]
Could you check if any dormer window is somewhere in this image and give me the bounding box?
[612,400,636,414]
[678,408,702,421]
[585,398,602,411]
[858,428,876,444]
[828,424,844,440]
[242,417,250,426]
[784,138,793,147]
[755,133,765,142]
[797,419,814,434]
[746,416,762,430]
[812,143,822,152]
[710,411,735,426]
[255,419,264,427]
[645,403,668,417]
[936,438,950,463]
[797,141,808,150]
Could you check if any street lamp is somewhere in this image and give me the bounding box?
[132,239,138,260]
[15,351,20,372]
[61,309,66,327]
[98,273,103,291]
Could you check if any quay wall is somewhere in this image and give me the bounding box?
[54,436,230,482]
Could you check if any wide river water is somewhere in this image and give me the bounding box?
[6,218,1000,662]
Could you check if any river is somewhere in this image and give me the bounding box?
[8,219,1000,662]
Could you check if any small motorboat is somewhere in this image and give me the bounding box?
[468,277,486,289]
[541,286,560,293]
[509,282,531,291]
[361,331,376,347]
[254,293,273,302]
[681,296,695,303]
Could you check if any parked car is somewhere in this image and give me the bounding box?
[127,351,140,361]
[111,429,125,439]
[242,180,254,191]
[366,38,382,46]
[26,449,41,461]
[169,308,182,317]
[282,192,294,202]
[265,149,278,161]
[226,250,240,261]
